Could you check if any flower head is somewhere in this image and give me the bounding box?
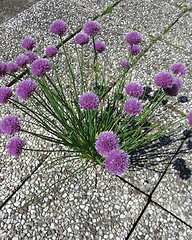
[30,58,51,77]
[120,61,131,69]
[83,21,100,37]
[16,55,29,68]
[188,110,192,126]
[25,52,37,63]
[124,98,143,115]
[0,62,7,77]
[154,72,174,88]
[0,87,13,104]
[0,123,3,134]
[0,115,21,135]
[125,82,144,98]
[125,31,142,45]
[92,40,106,53]
[75,33,89,45]
[22,38,36,50]
[174,78,183,89]
[95,131,119,156]
[50,20,68,36]
[105,149,130,175]
[79,92,100,110]
[16,79,37,100]
[128,44,141,55]
[170,62,186,77]
[45,46,58,58]
[6,137,25,157]
[6,62,19,74]
[163,84,179,96]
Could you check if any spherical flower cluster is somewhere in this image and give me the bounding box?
[83,21,100,37]
[174,78,183,89]
[75,33,89,45]
[105,149,130,175]
[0,115,21,135]
[6,62,19,74]
[22,38,36,50]
[125,82,144,98]
[124,98,143,115]
[25,52,37,64]
[0,62,7,78]
[170,62,186,76]
[95,131,119,156]
[125,31,142,45]
[0,87,13,104]
[30,58,51,77]
[50,20,68,36]
[163,84,179,96]
[92,40,106,53]
[154,72,174,88]
[0,123,3,134]
[120,61,131,69]
[6,137,25,157]
[79,92,100,110]
[16,79,37,100]
[45,46,58,58]
[188,110,192,126]
[128,45,141,55]
[16,55,29,68]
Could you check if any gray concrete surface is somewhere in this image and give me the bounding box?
[0,0,40,23]
[0,0,192,239]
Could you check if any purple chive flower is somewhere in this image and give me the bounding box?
[6,137,25,157]
[124,98,143,115]
[16,79,37,100]
[163,84,179,96]
[95,131,119,157]
[0,115,21,135]
[25,52,37,64]
[22,38,36,50]
[45,46,58,58]
[125,31,142,45]
[6,62,19,74]
[174,78,183,89]
[75,33,89,45]
[125,82,144,98]
[0,122,3,134]
[170,62,186,77]
[120,61,131,69]
[128,45,141,56]
[50,20,68,36]
[16,55,29,68]
[92,40,106,53]
[0,87,13,104]
[79,92,100,110]
[154,72,174,88]
[83,21,101,37]
[105,149,130,175]
[188,110,192,126]
[0,62,7,78]
[30,58,51,77]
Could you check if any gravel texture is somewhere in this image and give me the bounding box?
[130,203,192,240]
[152,143,192,226]
[0,0,192,239]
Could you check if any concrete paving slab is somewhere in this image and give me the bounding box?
[161,0,192,8]
[152,143,192,226]
[162,11,192,53]
[107,0,181,36]
[0,162,147,239]
[130,202,192,240]
[0,0,192,239]
[0,0,41,23]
